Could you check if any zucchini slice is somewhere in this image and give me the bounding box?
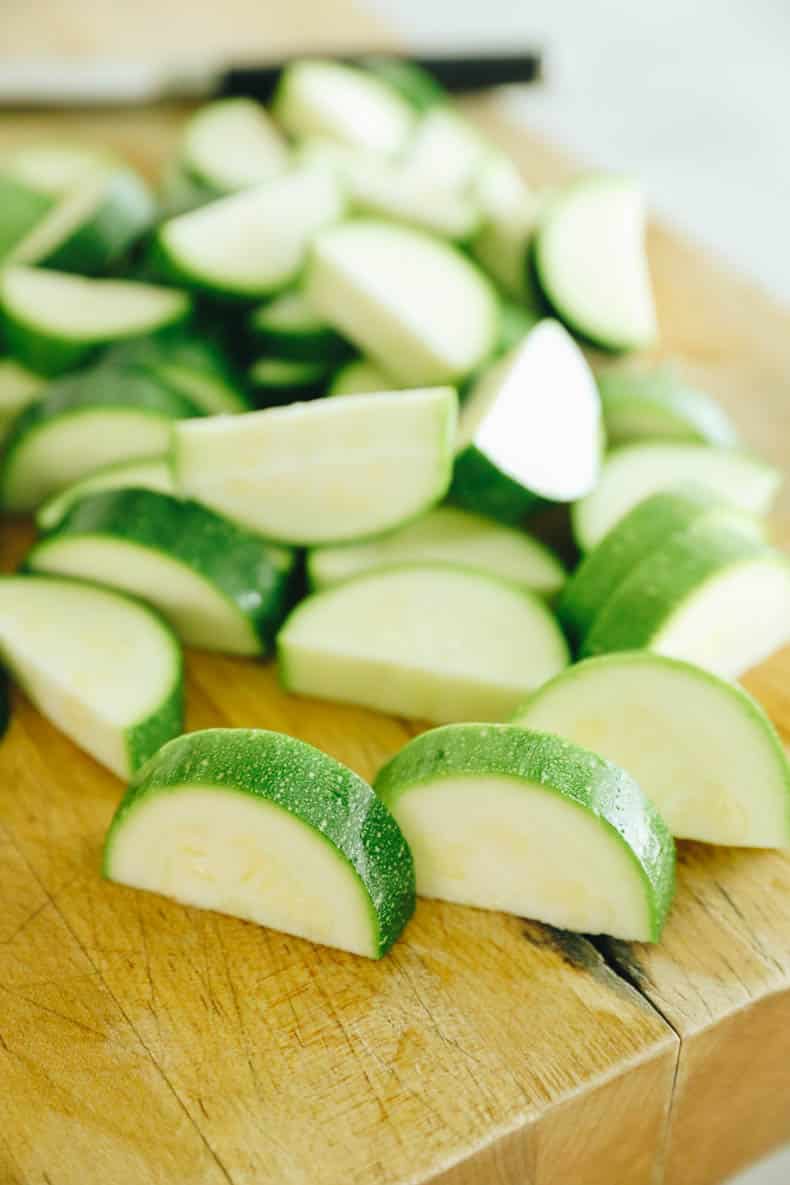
[173,387,457,544]
[27,489,297,656]
[36,457,174,531]
[360,57,447,112]
[273,59,415,156]
[249,289,349,363]
[0,574,183,778]
[278,564,569,722]
[153,165,344,299]
[1,368,198,511]
[177,98,290,194]
[581,519,790,677]
[452,319,602,523]
[513,653,790,847]
[104,728,415,958]
[0,174,52,259]
[101,330,250,414]
[374,723,674,941]
[247,356,332,405]
[307,219,499,385]
[558,486,757,649]
[328,358,396,397]
[535,176,657,351]
[402,107,488,193]
[0,266,191,375]
[0,357,44,439]
[597,363,737,447]
[9,167,154,275]
[307,506,565,598]
[572,441,781,551]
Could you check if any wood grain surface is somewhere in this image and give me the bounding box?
[1,4,790,1184]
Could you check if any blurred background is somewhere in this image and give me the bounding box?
[2,1,788,1182]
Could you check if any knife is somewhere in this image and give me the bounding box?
[0,52,542,108]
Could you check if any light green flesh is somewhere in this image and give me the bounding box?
[402,108,488,193]
[307,219,498,385]
[105,784,377,955]
[3,143,124,194]
[28,536,258,655]
[470,174,542,302]
[36,458,173,531]
[249,357,329,387]
[158,165,344,296]
[597,365,737,447]
[279,564,569,722]
[0,266,189,342]
[458,319,602,501]
[328,359,397,396]
[155,363,248,415]
[183,98,290,191]
[536,177,657,350]
[174,388,457,544]
[307,506,565,596]
[0,358,44,434]
[0,576,179,778]
[574,443,781,551]
[274,59,415,156]
[254,289,325,334]
[390,773,651,938]
[3,411,177,510]
[513,654,790,847]
[343,155,481,241]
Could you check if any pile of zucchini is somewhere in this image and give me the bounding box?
[1,58,789,960]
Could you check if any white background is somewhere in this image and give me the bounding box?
[366,2,790,1181]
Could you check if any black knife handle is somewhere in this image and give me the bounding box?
[219,51,542,103]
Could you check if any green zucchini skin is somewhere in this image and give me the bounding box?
[125,640,185,773]
[450,443,545,526]
[29,488,300,655]
[558,487,723,650]
[361,58,448,112]
[581,520,774,657]
[35,172,155,276]
[248,303,352,364]
[100,328,251,413]
[1,286,191,377]
[104,727,417,957]
[0,176,52,259]
[375,722,675,941]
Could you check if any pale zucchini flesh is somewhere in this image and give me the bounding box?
[154,165,344,298]
[180,98,290,193]
[513,653,790,847]
[279,564,569,722]
[0,357,45,438]
[101,331,250,415]
[307,506,565,597]
[173,388,457,544]
[0,575,183,778]
[273,59,415,156]
[535,176,657,351]
[573,442,781,551]
[374,723,675,941]
[452,319,602,522]
[596,364,737,447]
[27,489,297,656]
[104,728,416,957]
[307,219,499,386]
[328,358,397,397]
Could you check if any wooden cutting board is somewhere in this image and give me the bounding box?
[2,5,790,1184]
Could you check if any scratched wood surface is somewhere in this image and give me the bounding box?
[1,4,790,1185]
